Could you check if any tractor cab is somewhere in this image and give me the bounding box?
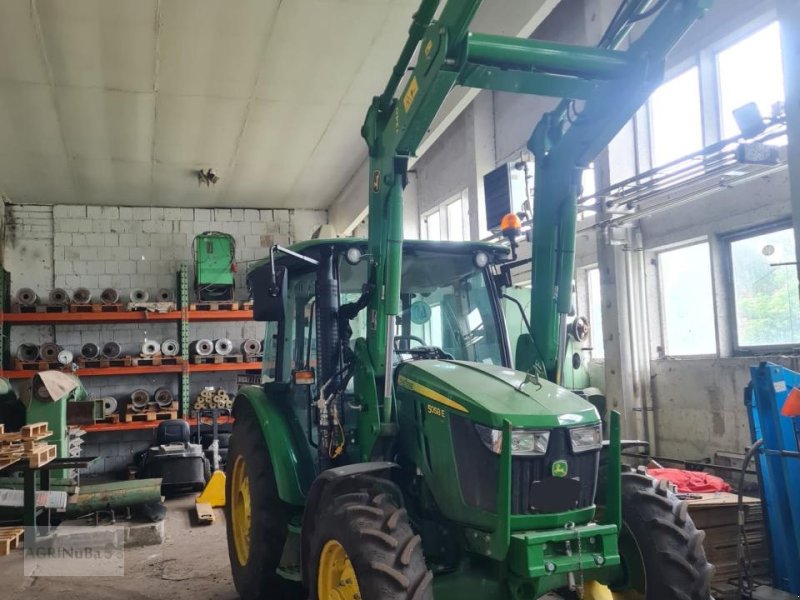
[248,239,516,465]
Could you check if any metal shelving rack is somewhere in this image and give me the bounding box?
[0,264,261,426]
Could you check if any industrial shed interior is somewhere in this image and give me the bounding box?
[0,1,799,600]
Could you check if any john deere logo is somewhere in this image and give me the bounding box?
[552,460,568,478]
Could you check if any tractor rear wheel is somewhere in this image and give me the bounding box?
[582,472,714,600]
[225,403,300,600]
[309,490,433,600]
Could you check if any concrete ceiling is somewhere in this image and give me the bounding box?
[0,0,560,211]
[0,0,421,208]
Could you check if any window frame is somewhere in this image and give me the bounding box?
[723,219,800,355]
[655,239,718,358]
[581,265,605,361]
[420,189,470,241]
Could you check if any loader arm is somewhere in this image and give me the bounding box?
[358,0,709,456]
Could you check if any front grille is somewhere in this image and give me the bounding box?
[511,429,599,514]
[450,415,599,515]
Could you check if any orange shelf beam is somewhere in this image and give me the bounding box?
[187,309,253,322]
[81,415,234,433]
[0,309,254,325]
[2,364,184,379]
[1,310,182,325]
[188,362,262,373]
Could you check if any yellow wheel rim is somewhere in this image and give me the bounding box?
[230,455,251,566]
[582,581,644,600]
[317,539,362,600]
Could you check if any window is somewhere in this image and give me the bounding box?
[717,22,785,139]
[420,190,470,241]
[587,268,605,359]
[658,242,716,355]
[729,226,800,349]
[578,163,597,219]
[649,66,703,167]
[339,249,505,366]
[422,210,441,241]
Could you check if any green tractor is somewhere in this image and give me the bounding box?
[225,1,714,599]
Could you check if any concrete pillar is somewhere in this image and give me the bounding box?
[777,2,800,290]
[463,92,496,239]
[593,151,650,442]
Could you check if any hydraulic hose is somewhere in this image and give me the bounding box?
[737,438,763,598]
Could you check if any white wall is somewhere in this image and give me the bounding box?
[3,203,327,401]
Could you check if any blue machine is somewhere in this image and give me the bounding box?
[746,362,800,595]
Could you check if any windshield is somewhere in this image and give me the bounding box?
[340,249,506,366]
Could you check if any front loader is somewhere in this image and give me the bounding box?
[225,1,714,599]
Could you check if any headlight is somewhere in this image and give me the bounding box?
[569,424,602,453]
[475,424,550,456]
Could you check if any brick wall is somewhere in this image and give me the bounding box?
[4,203,327,401]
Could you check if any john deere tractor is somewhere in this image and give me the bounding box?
[225,1,714,599]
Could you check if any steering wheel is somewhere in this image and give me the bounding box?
[394,335,427,351]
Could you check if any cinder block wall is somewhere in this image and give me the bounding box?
[4,203,327,400]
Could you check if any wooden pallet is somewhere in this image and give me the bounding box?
[130,355,183,367]
[27,443,56,467]
[13,359,63,372]
[94,414,120,425]
[69,303,124,313]
[190,301,240,311]
[127,301,176,312]
[192,353,244,364]
[76,356,132,369]
[0,527,24,556]
[243,353,263,363]
[21,422,51,440]
[12,304,69,313]
[123,409,177,423]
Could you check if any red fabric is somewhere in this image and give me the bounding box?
[646,468,732,493]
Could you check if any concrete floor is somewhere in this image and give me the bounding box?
[1,495,237,600]
[1,496,566,600]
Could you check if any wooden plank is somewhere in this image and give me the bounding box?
[195,502,214,524]
[69,303,123,313]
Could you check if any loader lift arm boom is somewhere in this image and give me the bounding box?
[358,0,709,455]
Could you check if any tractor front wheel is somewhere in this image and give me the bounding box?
[583,471,714,600]
[309,490,433,600]
[225,403,300,600]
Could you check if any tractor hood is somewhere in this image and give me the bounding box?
[396,360,599,429]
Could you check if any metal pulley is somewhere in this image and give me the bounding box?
[72,287,92,305]
[16,288,38,307]
[161,339,180,356]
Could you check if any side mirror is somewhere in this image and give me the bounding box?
[248,261,287,322]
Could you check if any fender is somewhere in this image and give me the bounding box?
[300,462,399,585]
[233,385,314,506]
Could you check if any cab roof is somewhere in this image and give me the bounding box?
[288,237,509,256]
